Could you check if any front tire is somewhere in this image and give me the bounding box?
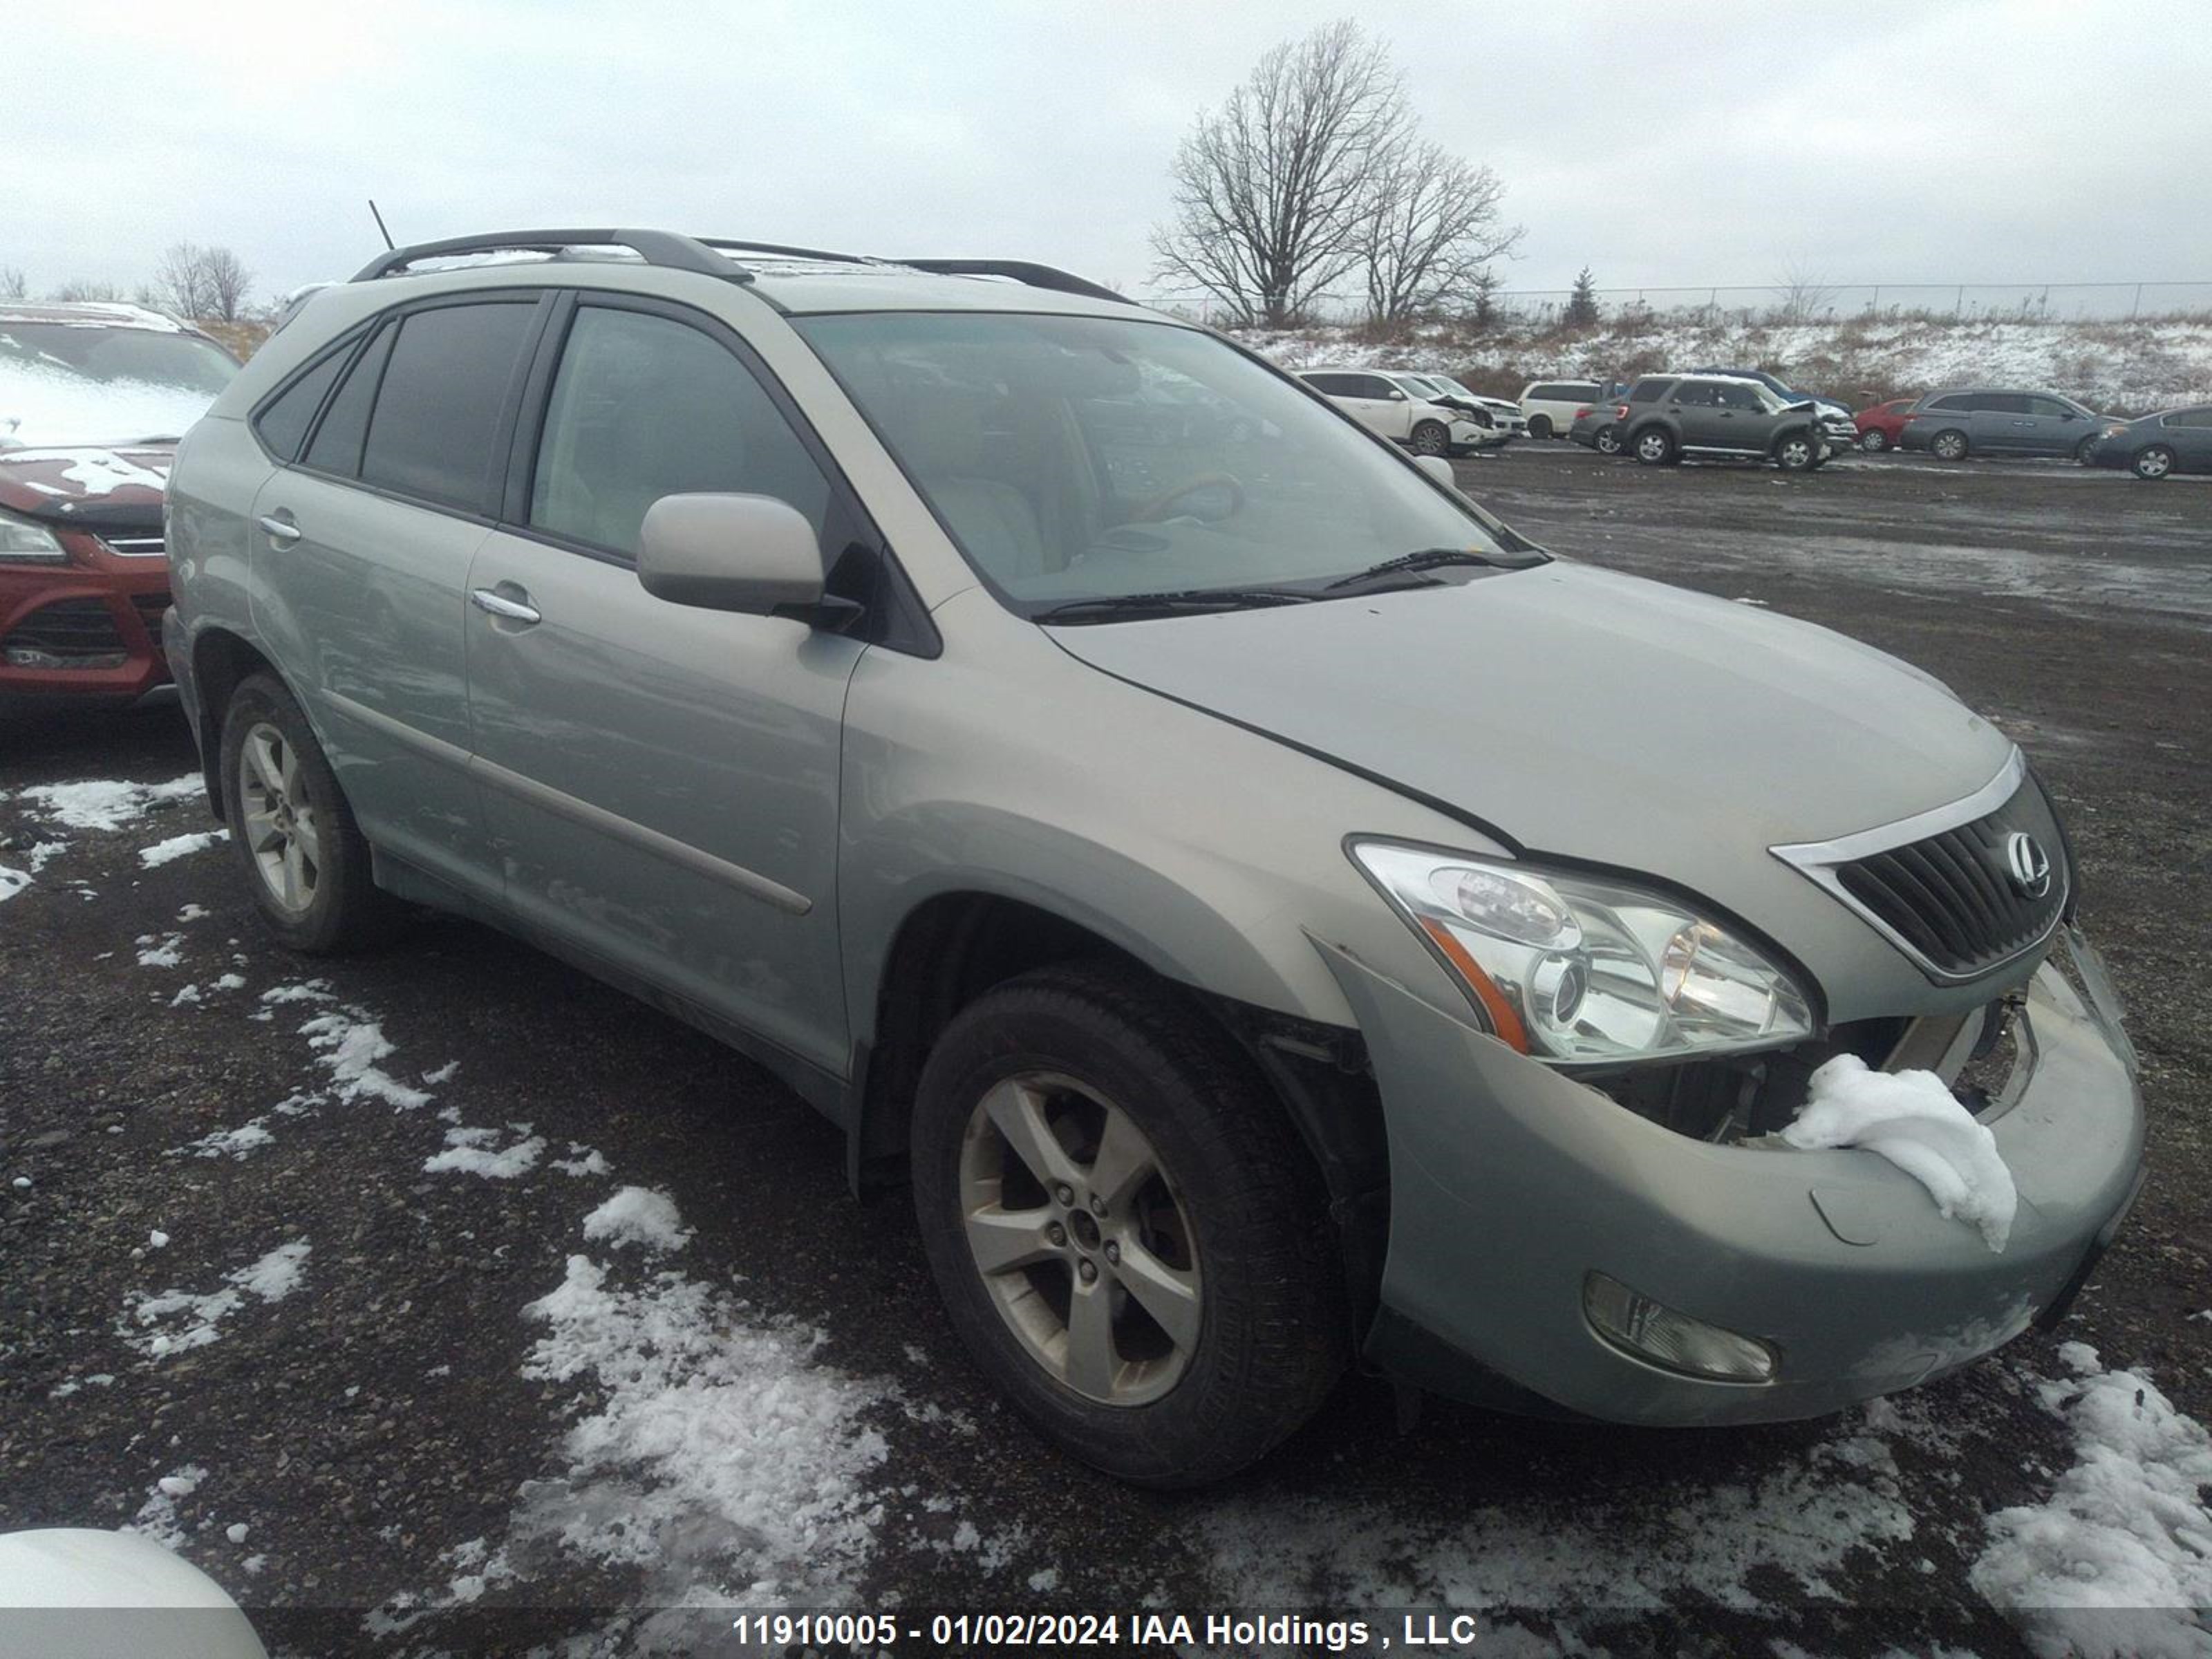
[1409,420,1449,457]
[2133,444,2175,480]
[1930,429,1970,461]
[1774,431,1819,471]
[1858,428,1888,453]
[1527,413,1554,440]
[1631,427,1676,466]
[218,674,400,953]
[910,963,1346,1487]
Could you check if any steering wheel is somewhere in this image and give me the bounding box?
[1127,471,1246,525]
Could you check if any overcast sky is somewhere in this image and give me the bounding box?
[8,0,2207,309]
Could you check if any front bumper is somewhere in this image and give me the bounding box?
[1324,933,2144,1425]
[0,550,171,719]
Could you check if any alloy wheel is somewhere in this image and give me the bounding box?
[957,1071,1201,1406]
[1595,427,1621,455]
[2135,447,2173,479]
[1859,429,1888,452]
[237,721,322,915]
[1933,432,1967,460]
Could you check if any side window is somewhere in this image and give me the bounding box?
[529,305,830,559]
[1980,393,2032,415]
[1349,375,1395,399]
[1526,384,1561,401]
[1927,394,1967,412]
[358,302,538,511]
[1716,384,1764,411]
[1564,383,1599,400]
[1302,373,1347,396]
[2166,407,2212,429]
[253,344,348,461]
[1627,379,1669,403]
[2025,396,2073,418]
[1673,382,1719,408]
[301,324,395,478]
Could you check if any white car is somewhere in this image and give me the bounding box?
[1516,379,1608,440]
[1296,368,1495,456]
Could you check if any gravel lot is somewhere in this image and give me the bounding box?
[2,445,2206,1656]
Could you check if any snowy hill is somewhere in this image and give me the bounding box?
[1230,315,2212,415]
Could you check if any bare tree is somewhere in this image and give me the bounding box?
[0,267,26,301]
[1358,143,1521,324]
[1150,20,1410,326]
[1772,259,1838,324]
[51,278,124,303]
[200,245,254,321]
[155,241,216,320]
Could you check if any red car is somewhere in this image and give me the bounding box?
[1853,395,1918,453]
[1,303,237,720]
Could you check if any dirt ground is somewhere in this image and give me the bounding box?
[1,443,2206,1657]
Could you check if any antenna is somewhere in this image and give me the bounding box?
[367,200,395,252]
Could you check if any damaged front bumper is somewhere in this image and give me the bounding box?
[1324,930,2144,1425]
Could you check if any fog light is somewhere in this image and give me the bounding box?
[1583,1272,1777,1384]
[6,646,127,670]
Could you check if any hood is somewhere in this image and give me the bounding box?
[1049,561,2012,926]
[0,444,174,523]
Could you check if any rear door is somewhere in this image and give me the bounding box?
[247,294,545,900]
[1667,379,1727,449]
[462,294,865,1079]
[2166,407,2212,469]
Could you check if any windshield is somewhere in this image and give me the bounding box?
[0,321,238,448]
[795,312,1539,617]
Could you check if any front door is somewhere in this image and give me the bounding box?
[462,297,862,1078]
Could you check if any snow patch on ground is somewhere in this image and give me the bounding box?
[138,828,228,868]
[128,1463,209,1550]
[175,1119,276,1161]
[298,1006,433,1109]
[135,932,185,968]
[1971,1342,2212,1658]
[552,1145,612,1177]
[424,1123,545,1179]
[16,774,200,832]
[1782,1053,2018,1250]
[122,1239,310,1357]
[0,865,27,903]
[581,1186,691,1252]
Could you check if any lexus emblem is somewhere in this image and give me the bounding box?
[2004,831,2052,899]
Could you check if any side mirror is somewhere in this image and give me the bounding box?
[1414,455,1456,489]
[637,492,850,626]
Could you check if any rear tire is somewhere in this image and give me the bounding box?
[1594,425,1622,456]
[1631,427,1676,466]
[1410,420,1449,457]
[1930,429,1969,461]
[2133,445,2175,480]
[910,962,1347,1487]
[218,673,402,953]
[1858,428,1888,453]
[1527,414,1553,440]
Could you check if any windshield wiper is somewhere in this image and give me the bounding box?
[1324,547,1515,591]
[1033,587,1318,625]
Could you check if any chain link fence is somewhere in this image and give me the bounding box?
[1271,281,2212,328]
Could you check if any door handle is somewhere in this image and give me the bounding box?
[256,514,301,544]
[470,587,542,625]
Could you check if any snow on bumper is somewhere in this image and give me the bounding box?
[1320,939,2144,1425]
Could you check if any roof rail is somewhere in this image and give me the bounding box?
[351,229,750,285]
[894,259,1129,306]
[695,237,875,265]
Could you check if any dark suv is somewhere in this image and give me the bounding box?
[1616,374,1831,470]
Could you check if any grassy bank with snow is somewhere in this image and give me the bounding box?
[1231,314,2212,415]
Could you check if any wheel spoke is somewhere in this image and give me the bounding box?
[245,730,283,800]
[981,1080,1079,1190]
[1061,1277,1118,1396]
[964,1206,1058,1277]
[244,807,285,854]
[277,740,301,807]
[291,805,322,868]
[1112,1237,1201,1352]
[1086,1109,1156,1212]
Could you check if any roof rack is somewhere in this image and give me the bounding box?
[350,232,1132,307]
[351,229,751,284]
[895,259,1127,306]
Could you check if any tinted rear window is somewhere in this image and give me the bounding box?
[253,345,348,462]
[359,302,536,510]
[1627,379,1671,403]
[302,324,393,477]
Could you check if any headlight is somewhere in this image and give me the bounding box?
[1350,841,1814,1065]
[0,507,69,563]
[2101,423,2128,439]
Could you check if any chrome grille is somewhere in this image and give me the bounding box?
[104,534,166,558]
[1773,753,2070,983]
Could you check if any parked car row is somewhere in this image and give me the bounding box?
[1886,388,2211,479]
[1560,373,1843,472]
[1294,368,1508,456]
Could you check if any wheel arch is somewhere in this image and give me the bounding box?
[845,885,1390,1329]
[188,626,283,818]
